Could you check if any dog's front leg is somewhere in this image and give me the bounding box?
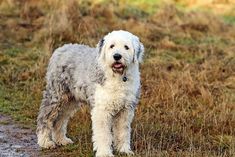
[91,107,114,157]
[113,108,134,155]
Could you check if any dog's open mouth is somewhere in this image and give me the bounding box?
[112,62,125,74]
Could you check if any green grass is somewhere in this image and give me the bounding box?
[0,84,37,125]
[223,15,235,24]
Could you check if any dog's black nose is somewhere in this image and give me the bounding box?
[113,53,122,61]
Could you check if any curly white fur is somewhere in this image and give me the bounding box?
[36,30,144,157]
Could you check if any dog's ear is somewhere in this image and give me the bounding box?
[97,38,106,61]
[133,37,144,63]
[97,38,105,54]
[137,41,144,63]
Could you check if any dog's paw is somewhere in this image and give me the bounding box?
[96,154,114,157]
[56,137,74,146]
[118,150,134,156]
[38,140,56,149]
[118,146,134,156]
[95,151,114,157]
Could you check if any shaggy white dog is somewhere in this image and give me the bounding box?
[36,30,144,157]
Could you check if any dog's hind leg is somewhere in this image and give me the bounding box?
[36,89,59,149]
[52,101,79,146]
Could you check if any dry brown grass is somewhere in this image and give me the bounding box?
[0,0,234,156]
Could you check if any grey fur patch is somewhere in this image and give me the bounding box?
[37,44,107,137]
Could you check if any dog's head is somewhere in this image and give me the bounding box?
[97,30,144,75]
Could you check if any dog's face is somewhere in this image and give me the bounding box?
[97,30,144,75]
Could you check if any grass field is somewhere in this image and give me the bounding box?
[0,0,235,156]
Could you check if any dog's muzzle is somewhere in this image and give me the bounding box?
[112,62,125,74]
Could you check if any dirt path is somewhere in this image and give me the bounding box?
[0,114,39,157]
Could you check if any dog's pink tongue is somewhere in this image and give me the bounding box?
[114,63,122,68]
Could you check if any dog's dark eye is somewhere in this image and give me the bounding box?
[124,45,129,50]
[110,44,115,49]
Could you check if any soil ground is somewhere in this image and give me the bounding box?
[0,114,39,157]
